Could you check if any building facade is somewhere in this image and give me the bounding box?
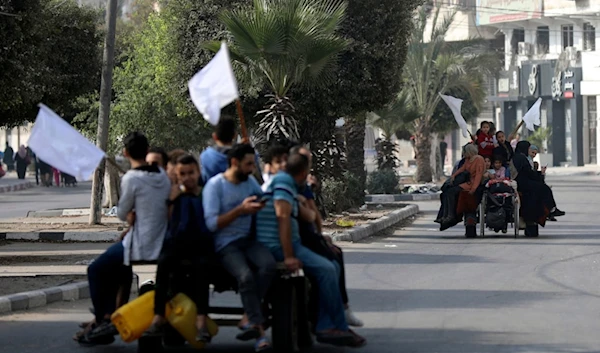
[479,0,600,166]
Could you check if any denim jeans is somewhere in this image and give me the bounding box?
[271,242,349,332]
[87,242,133,323]
[219,237,276,326]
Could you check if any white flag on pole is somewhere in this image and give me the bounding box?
[439,93,469,138]
[28,104,106,181]
[523,97,542,131]
[188,42,239,126]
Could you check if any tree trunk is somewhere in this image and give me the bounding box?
[414,121,433,182]
[344,114,366,205]
[89,0,118,225]
[103,157,121,208]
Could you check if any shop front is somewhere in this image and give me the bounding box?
[519,60,584,167]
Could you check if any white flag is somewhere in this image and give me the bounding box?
[439,93,469,138]
[28,104,106,181]
[523,98,542,131]
[188,42,239,125]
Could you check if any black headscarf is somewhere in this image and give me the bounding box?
[515,141,530,156]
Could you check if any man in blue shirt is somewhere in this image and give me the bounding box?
[202,143,275,351]
[256,153,363,347]
[199,117,236,184]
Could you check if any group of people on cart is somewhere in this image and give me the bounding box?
[437,121,565,236]
[73,117,366,351]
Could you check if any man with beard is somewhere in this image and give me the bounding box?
[203,143,276,351]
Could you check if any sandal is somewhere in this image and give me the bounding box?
[196,326,212,343]
[236,324,261,341]
[74,322,115,347]
[316,329,355,346]
[254,336,272,352]
[346,329,367,347]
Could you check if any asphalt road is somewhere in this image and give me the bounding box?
[1,175,600,352]
[0,181,92,219]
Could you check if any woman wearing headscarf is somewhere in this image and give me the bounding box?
[438,144,485,230]
[14,145,29,180]
[513,141,565,236]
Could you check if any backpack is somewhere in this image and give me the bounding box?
[486,196,507,230]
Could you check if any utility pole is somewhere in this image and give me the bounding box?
[89,0,118,225]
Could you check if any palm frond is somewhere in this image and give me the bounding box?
[219,0,348,97]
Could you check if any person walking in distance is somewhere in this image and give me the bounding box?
[439,137,448,175]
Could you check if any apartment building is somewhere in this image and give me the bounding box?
[480,0,600,166]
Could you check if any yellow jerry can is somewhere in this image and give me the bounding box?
[111,290,161,343]
[166,293,219,349]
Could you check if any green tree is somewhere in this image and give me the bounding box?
[0,0,101,126]
[289,0,419,204]
[402,4,500,182]
[110,12,211,152]
[368,92,419,170]
[213,0,348,149]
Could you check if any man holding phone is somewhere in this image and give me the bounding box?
[202,143,276,351]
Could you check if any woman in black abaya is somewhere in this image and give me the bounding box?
[513,141,565,235]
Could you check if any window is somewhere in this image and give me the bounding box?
[562,25,574,49]
[511,28,525,53]
[536,26,549,54]
[584,22,596,51]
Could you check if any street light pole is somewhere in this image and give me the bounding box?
[89,0,118,225]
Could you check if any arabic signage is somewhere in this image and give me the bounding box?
[519,60,581,99]
[476,0,542,26]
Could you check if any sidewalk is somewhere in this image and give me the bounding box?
[0,173,35,193]
[0,214,125,241]
[544,164,600,176]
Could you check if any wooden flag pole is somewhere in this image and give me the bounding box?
[235,99,249,143]
[509,120,524,140]
[235,98,264,184]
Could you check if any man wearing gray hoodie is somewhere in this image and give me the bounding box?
[78,132,171,346]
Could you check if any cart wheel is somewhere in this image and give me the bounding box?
[514,197,520,238]
[479,196,486,237]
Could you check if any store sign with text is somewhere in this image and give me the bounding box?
[476,0,542,26]
[551,68,580,100]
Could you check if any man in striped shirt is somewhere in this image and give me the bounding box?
[256,153,364,347]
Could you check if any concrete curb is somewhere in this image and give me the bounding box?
[0,232,121,242]
[0,181,34,193]
[0,281,90,314]
[331,204,419,243]
[545,171,600,177]
[27,208,110,218]
[366,194,439,202]
[0,275,139,315]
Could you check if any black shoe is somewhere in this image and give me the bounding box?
[547,215,557,221]
[551,209,565,217]
[236,325,261,341]
[143,323,164,338]
[87,320,118,339]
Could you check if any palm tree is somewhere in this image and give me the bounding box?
[402,3,500,182]
[368,92,419,170]
[212,0,348,146]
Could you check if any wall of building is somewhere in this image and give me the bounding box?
[477,0,600,165]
